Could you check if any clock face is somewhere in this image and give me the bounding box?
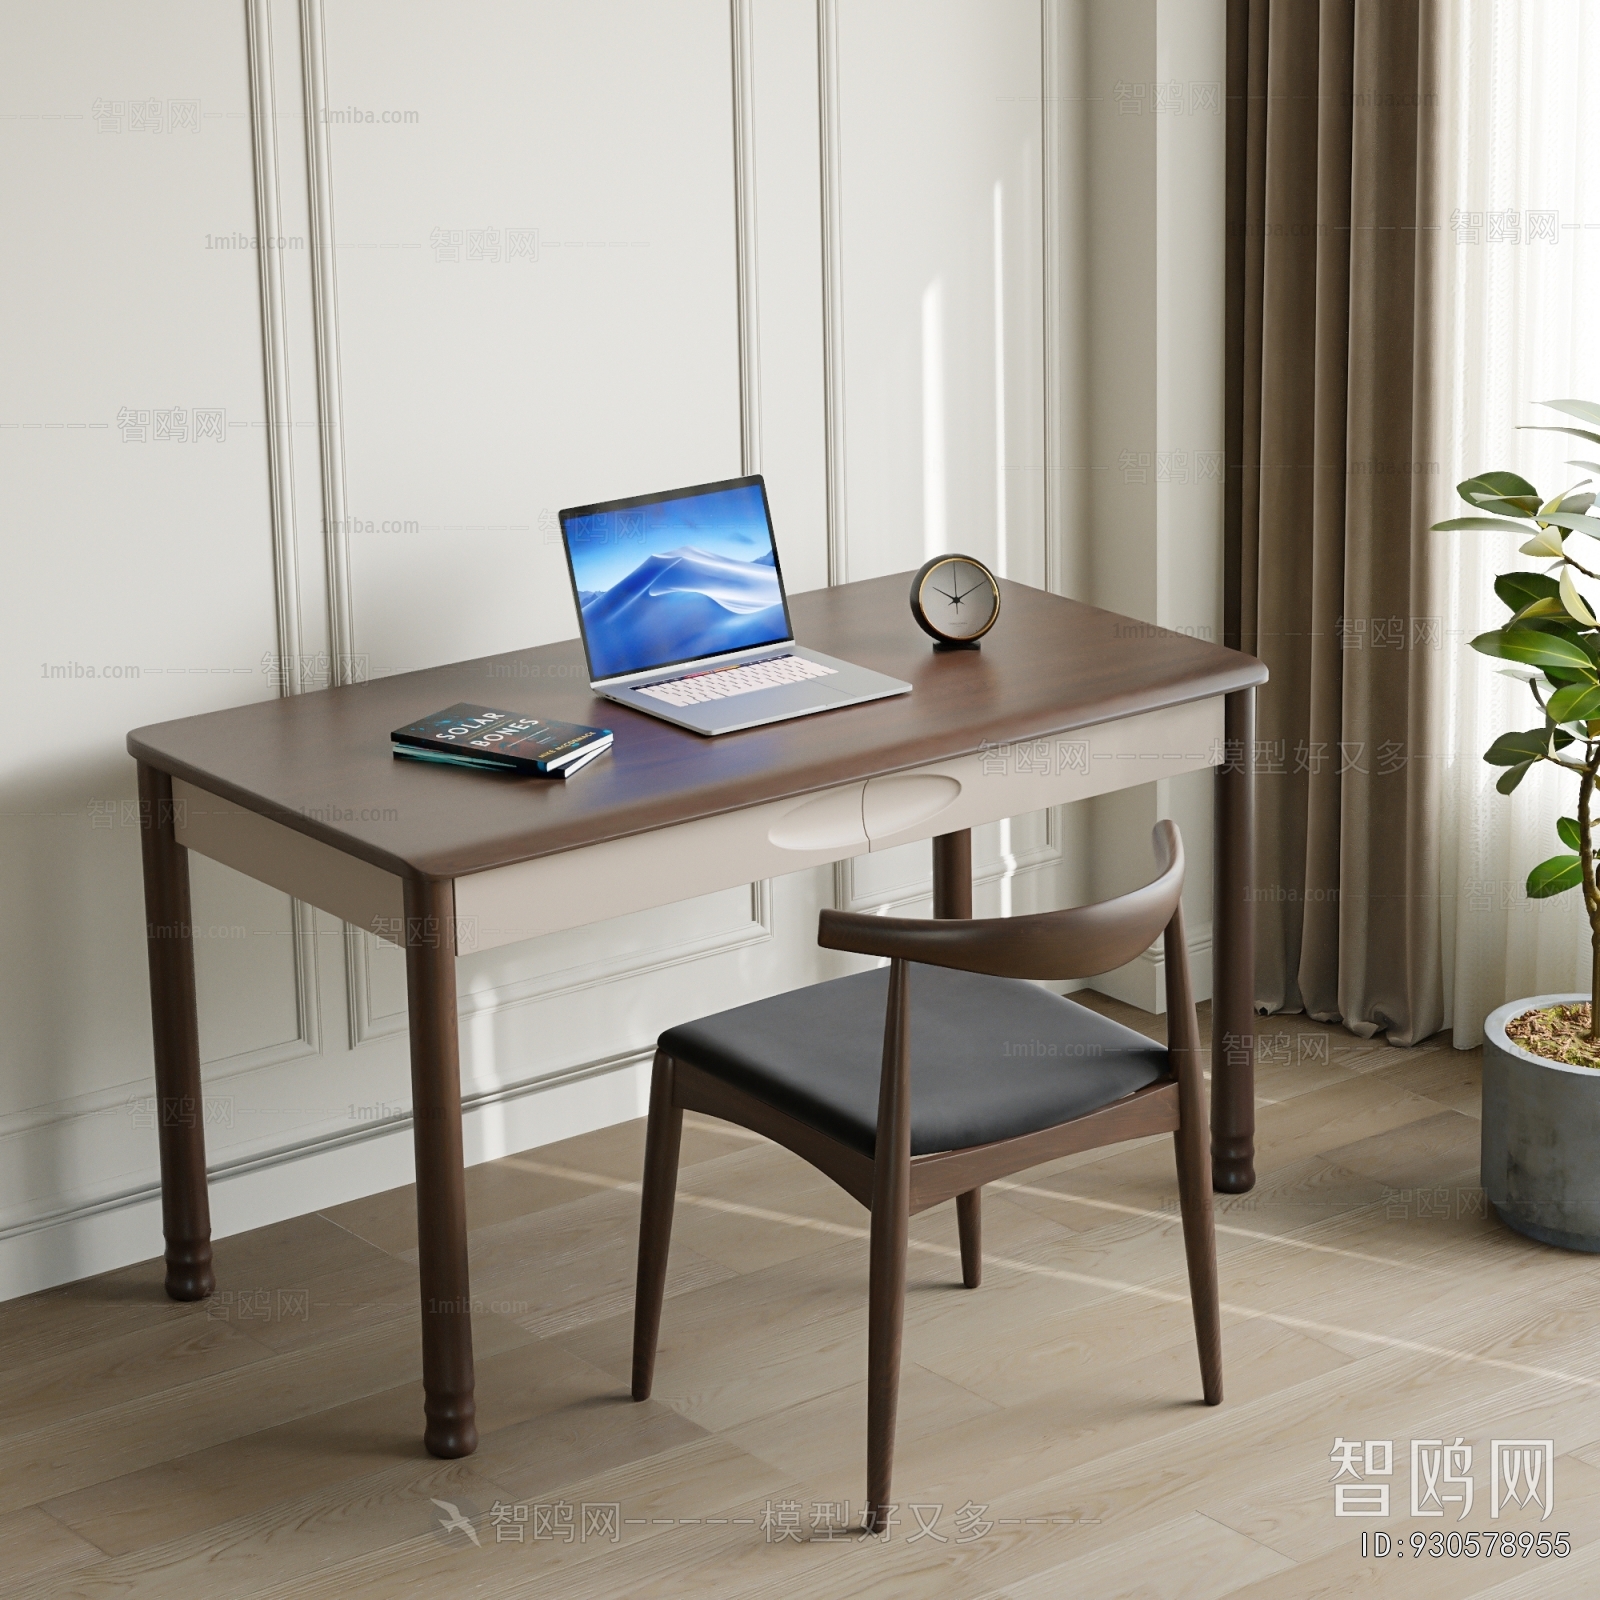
[915,556,1000,642]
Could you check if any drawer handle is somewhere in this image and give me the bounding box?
[767,786,868,851]
[863,773,961,840]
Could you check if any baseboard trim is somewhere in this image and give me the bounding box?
[0,1048,653,1304]
[1087,922,1213,1015]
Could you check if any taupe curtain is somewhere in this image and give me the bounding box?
[1225,0,1443,1043]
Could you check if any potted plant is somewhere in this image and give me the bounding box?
[1434,398,1600,1250]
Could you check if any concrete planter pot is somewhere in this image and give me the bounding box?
[1482,992,1600,1252]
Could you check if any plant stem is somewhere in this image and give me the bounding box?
[1583,744,1600,1040]
[1593,931,1600,1044]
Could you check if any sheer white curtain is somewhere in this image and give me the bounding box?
[1436,0,1600,1043]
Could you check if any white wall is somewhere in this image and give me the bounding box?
[0,0,1224,1300]
[1068,0,1227,1010]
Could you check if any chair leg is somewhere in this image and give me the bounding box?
[1164,900,1222,1405]
[865,959,912,1534]
[632,1052,683,1402]
[1174,1118,1223,1404]
[866,1181,909,1531]
[956,1188,981,1288]
[1177,1107,1222,1408]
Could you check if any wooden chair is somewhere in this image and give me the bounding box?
[631,820,1221,1531]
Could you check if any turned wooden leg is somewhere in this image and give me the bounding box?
[1211,686,1256,1193]
[137,763,214,1302]
[1166,904,1223,1405]
[404,876,477,1458]
[955,1189,981,1289]
[865,959,911,1534]
[632,1052,683,1401]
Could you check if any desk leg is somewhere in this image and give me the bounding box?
[932,831,972,920]
[137,763,214,1301]
[1211,687,1256,1193]
[404,877,477,1458]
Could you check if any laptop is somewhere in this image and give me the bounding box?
[559,475,911,735]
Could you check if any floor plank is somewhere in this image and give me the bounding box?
[9,998,1594,1597]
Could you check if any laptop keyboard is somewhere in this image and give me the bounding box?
[635,653,838,708]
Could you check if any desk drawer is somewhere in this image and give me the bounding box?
[456,697,1223,952]
[454,782,870,953]
[169,773,870,955]
[863,697,1224,850]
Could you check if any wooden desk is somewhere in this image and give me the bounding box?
[128,574,1265,1458]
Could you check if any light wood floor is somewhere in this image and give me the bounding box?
[6,996,1597,1599]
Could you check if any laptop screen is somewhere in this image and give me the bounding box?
[561,476,793,683]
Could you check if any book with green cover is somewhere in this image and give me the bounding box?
[392,702,611,777]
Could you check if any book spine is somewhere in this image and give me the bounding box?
[533,734,611,772]
[393,745,525,773]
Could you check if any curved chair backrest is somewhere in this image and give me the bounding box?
[817,820,1185,982]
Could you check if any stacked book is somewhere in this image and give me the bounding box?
[392,703,612,778]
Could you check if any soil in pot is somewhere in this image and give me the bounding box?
[1505,1002,1600,1070]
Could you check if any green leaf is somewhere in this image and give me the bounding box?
[1472,627,1596,670]
[1541,399,1600,428]
[1484,730,1549,767]
[1559,816,1585,850]
[1539,509,1600,540]
[1521,424,1600,449]
[1547,488,1596,517]
[1515,598,1569,621]
[1527,854,1584,898]
[1464,469,1541,499]
[1497,761,1534,794]
[1459,474,1542,519]
[1560,568,1598,625]
[1544,662,1596,686]
[1495,571,1562,611]
[1469,491,1544,518]
[1567,460,1600,475]
[1521,615,1587,637]
[1545,683,1600,723]
[1433,516,1536,533]
[1521,527,1567,558]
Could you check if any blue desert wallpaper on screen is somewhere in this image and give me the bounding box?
[568,483,789,679]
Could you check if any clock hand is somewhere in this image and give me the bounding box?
[933,584,962,605]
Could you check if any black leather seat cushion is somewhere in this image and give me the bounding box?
[660,965,1169,1158]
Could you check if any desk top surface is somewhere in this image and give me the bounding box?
[128,575,1266,880]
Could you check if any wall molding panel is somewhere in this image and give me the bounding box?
[731,0,763,476]
[298,0,357,687]
[197,892,325,1080]
[345,880,775,1047]
[1,0,1116,1305]
[0,886,324,1150]
[1040,0,1066,597]
[245,0,305,687]
[815,0,849,587]
[243,0,329,1090]
[838,810,1062,916]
